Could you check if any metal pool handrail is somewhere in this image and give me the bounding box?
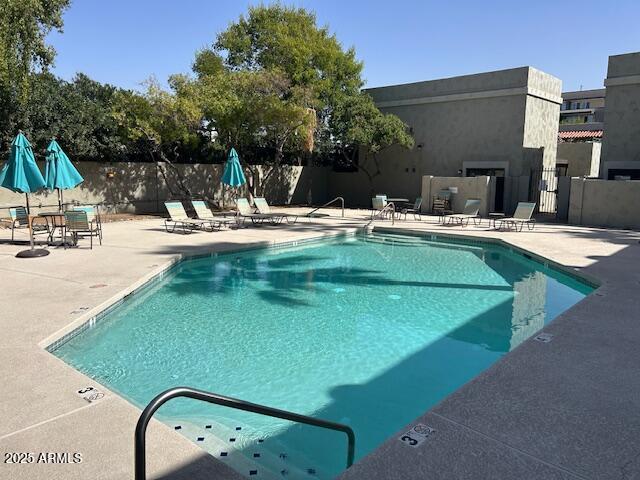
[306,196,345,218]
[134,386,356,480]
[372,202,396,225]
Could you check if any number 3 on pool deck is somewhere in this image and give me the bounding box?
[400,435,418,446]
[398,423,434,448]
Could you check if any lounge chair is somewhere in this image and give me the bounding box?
[446,199,481,227]
[0,206,49,242]
[496,202,536,231]
[236,198,282,225]
[190,200,240,228]
[399,197,422,220]
[163,201,220,234]
[64,210,101,249]
[254,197,298,224]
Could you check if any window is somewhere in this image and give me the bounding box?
[585,102,590,108]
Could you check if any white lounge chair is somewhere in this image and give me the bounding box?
[190,200,240,228]
[254,198,298,224]
[236,198,282,225]
[447,199,481,227]
[164,201,221,234]
[496,202,536,231]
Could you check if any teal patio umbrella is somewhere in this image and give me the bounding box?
[221,147,246,187]
[0,132,46,212]
[221,147,246,207]
[0,132,49,257]
[45,139,84,211]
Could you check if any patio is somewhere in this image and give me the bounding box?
[1,210,639,479]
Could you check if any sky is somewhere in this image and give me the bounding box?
[48,0,640,93]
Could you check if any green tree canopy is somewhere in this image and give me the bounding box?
[193,4,413,194]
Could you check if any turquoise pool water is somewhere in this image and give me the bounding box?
[54,233,592,479]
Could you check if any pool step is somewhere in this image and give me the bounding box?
[174,419,326,479]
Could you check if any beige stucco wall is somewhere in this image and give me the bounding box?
[557,142,601,177]
[421,175,492,216]
[328,66,562,208]
[568,178,640,229]
[0,161,328,215]
[601,51,640,176]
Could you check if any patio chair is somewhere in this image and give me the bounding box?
[254,197,298,224]
[236,198,282,225]
[433,190,453,222]
[190,200,240,228]
[1,206,49,242]
[164,201,218,234]
[447,199,481,227]
[73,205,103,242]
[64,210,101,249]
[399,197,422,220]
[496,202,536,232]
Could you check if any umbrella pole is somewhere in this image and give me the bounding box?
[15,193,50,258]
[58,189,63,212]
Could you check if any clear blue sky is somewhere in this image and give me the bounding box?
[48,0,640,93]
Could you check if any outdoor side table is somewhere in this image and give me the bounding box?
[488,212,505,229]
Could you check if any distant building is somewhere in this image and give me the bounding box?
[329,66,562,213]
[600,51,640,180]
[558,89,605,143]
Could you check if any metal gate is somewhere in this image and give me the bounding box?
[529,166,567,215]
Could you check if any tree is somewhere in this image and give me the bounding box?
[194,5,413,196]
[330,92,414,191]
[190,60,314,196]
[112,78,203,197]
[17,73,123,160]
[0,0,70,149]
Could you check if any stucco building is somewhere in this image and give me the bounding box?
[327,66,562,213]
[600,51,640,180]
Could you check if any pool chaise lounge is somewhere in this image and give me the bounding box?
[445,199,481,227]
[236,198,283,224]
[254,197,299,224]
[190,200,242,228]
[163,201,223,233]
[496,202,537,231]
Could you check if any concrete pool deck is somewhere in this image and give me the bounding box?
[0,209,639,479]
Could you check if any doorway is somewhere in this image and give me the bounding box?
[466,168,505,212]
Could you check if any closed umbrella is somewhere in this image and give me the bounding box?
[221,147,246,207]
[45,139,84,211]
[0,132,49,257]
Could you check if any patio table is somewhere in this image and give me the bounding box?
[37,211,67,245]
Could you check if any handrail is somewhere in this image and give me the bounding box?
[134,386,356,480]
[306,196,345,218]
[371,202,395,225]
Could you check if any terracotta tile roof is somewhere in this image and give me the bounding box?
[558,130,603,139]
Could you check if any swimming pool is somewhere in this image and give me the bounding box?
[53,232,593,479]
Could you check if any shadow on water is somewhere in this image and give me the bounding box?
[146,238,568,479]
[163,244,516,308]
[160,293,526,479]
[128,233,636,480]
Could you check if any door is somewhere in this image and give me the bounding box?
[466,168,505,212]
